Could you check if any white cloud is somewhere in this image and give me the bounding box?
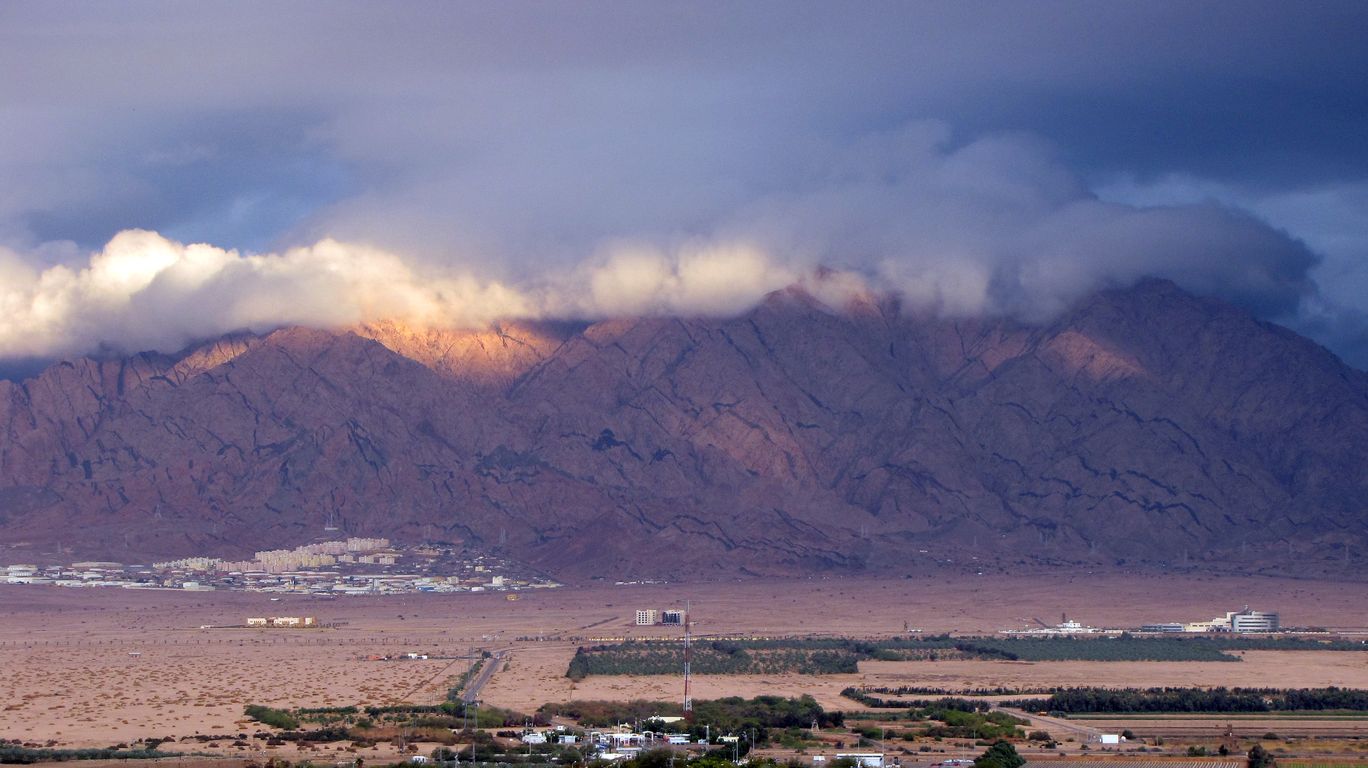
[0,231,815,358]
[0,231,535,358]
[0,123,1335,362]
[565,241,797,318]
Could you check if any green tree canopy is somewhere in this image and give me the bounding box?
[974,740,1025,768]
[1248,744,1277,768]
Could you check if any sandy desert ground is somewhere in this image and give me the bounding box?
[0,571,1365,749]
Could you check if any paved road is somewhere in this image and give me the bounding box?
[462,650,506,703]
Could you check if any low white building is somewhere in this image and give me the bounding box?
[836,753,884,768]
[609,733,644,748]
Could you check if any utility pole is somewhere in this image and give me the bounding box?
[470,701,479,766]
[683,600,693,719]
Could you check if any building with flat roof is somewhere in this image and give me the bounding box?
[1230,607,1279,632]
[635,609,658,625]
[836,753,884,768]
[1186,606,1279,633]
[1140,623,1185,633]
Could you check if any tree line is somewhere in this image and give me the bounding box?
[562,633,1360,678]
[1012,686,1368,713]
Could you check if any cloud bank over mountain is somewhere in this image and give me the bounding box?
[1,3,1365,364]
[0,125,1322,359]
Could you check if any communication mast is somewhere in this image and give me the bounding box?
[683,600,693,718]
[1221,723,1239,755]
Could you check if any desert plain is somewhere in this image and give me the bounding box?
[1,570,1366,759]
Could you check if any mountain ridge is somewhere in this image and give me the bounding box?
[0,279,1364,579]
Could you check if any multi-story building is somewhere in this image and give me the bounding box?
[635,609,658,625]
[1229,607,1279,632]
[1186,606,1280,633]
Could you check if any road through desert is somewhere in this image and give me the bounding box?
[2,571,1366,749]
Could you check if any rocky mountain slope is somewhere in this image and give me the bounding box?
[1,279,1365,579]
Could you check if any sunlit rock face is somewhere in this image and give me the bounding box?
[353,320,575,389]
[1,279,1365,579]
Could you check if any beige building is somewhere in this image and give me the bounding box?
[246,616,317,628]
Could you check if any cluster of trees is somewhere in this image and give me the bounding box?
[564,633,1331,679]
[296,705,359,725]
[538,695,840,745]
[1015,686,1368,713]
[274,727,353,743]
[247,694,534,743]
[565,643,863,679]
[1215,637,1366,652]
[244,705,300,730]
[834,694,1023,739]
[1248,744,1278,768]
[917,708,1024,741]
[961,635,1366,662]
[431,701,528,728]
[855,685,1037,696]
[952,637,1239,662]
[840,690,997,711]
[973,741,1024,768]
[0,745,178,764]
[690,695,842,734]
[537,700,678,726]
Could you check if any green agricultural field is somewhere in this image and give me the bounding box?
[564,634,1366,678]
[1013,687,1368,713]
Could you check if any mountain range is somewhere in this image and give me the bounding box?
[1,278,1365,579]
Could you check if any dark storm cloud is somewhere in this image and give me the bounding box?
[20,110,350,252]
[1,1,1366,365]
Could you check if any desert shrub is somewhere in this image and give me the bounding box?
[245,705,300,730]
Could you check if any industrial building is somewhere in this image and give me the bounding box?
[634,607,685,625]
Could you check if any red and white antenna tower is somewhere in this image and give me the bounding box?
[683,599,693,718]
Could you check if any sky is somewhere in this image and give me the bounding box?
[2,2,1368,367]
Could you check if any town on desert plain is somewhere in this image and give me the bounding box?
[3,570,1367,767]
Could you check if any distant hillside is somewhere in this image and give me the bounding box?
[1,279,1365,579]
